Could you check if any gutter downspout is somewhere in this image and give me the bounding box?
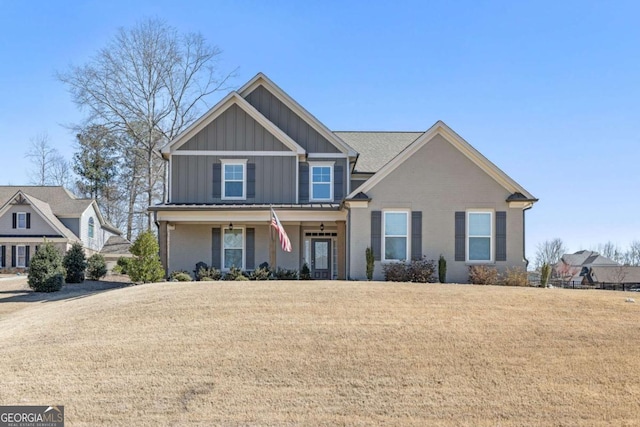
[523,205,533,268]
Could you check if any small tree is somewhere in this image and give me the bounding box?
[438,255,447,283]
[128,230,165,283]
[63,242,87,283]
[28,241,65,292]
[365,247,375,280]
[540,263,552,288]
[87,254,108,280]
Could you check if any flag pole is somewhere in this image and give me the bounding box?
[269,205,276,269]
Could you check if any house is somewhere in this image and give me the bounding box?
[582,265,640,289]
[151,73,537,282]
[555,250,619,284]
[0,186,124,271]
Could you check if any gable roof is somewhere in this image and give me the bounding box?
[346,120,537,201]
[335,131,423,173]
[588,265,640,284]
[238,73,358,157]
[0,186,92,217]
[161,91,306,157]
[101,235,132,255]
[560,250,619,267]
[0,191,79,241]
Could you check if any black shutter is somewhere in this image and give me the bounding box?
[1,246,5,268]
[12,213,16,229]
[371,211,382,261]
[212,164,222,198]
[455,212,466,261]
[26,213,31,229]
[246,228,255,270]
[299,163,309,203]
[333,165,343,201]
[11,246,16,267]
[411,211,422,260]
[25,246,30,267]
[211,228,221,269]
[495,211,507,262]
[247,163,256,199]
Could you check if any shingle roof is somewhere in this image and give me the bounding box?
[589,266,640,284]
[101,235,132,255]
[0,186,92,217]
[561,250,619,267]
[334,131,423,173]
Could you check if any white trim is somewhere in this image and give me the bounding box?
[172,150,298,157]
[295,156,299,204]
[161,92,306,156]
[220,159,248,201]
[382,210,410,262]
[16,212,27,229]
[466,210,494,263]
[16,244,26,268]
[345,120,536,201]
[222,226,245,271]
[308,161,334,202]
[154,209,347,223]
[238,73,358,157]
[306,153,349,159]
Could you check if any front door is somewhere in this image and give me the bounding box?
[311,239,331,279]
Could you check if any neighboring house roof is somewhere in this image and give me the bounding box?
[101,235,132,255]
[345,120,537,201]
[560,250,619,267]
[587,266,640,284]
[334,131,423,173]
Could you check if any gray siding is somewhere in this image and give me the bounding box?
[0,205,59,237]
[171,155,297,204]
[244,85,341,154]
[178,104,290,152]
[300,158,348,203]
[59,218,80,238]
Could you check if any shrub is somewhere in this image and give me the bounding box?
[197,265,221,281]
[407,257,436,283]
[235,274,249,281]
[438,255,447,283]
[540,263,552,288]
[274,267,298,280]
[500,267,529,287]
[250,266,272,281]
[169,270,192,281]
[63,242,87,283]
[299,263,311,280]
[224,266,246,281]
[28,241,65,292]
[116,257,131,275]
[86,254,107,280]
[468,265,499,285]
[128,230,165,283]
[365,247,375,280]
[383,262,409,282]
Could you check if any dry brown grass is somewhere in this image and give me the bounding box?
[0,281,639,426]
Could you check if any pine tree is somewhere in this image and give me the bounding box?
[63,242,87,283]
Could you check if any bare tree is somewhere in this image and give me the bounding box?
[25,133,72,186]
[624,241,640,266]
[534,238,567,269]
[593,241,625,263]
[58,17,236,231]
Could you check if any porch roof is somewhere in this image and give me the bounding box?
[149,203,342,212]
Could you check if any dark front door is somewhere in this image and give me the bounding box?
[311,239,331,280]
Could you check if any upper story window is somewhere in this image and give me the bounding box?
[88,217,95,238]
[221,159,247,200]
[309,162,333,201]
[467,211,493,262]
[383,211,409,262]
[17,212,27,229]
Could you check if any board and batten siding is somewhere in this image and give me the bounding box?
[244,85,341,154]
[177,104,291,152]
[171,155,297,204]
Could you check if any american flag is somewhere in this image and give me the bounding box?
[271,208,292,252]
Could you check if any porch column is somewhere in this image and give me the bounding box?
[269,222,276,269]
[337,220,346,280]
[158,221,169,272]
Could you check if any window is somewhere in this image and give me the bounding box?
[17,245,26,268]
[17,212,27,229]
[309,163,333,201]
[223,228,244,269]
[383,211,409,261]
[467,211,492,262]
[88,217,95,238]
[221,160,246,200]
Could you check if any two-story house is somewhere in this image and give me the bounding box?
[151,73,537,282]
[0,186,124,270]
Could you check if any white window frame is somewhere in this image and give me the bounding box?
[17,212,27,229]
[309,161,334,202]
[17,245,26,268]
[88,217,95,239]
[382,210,410,262]
[221,159,247,200]
[222,226,245,270]
[466,210,494,263]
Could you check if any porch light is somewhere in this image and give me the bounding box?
[320,222,324,231]
[229,222,233,230]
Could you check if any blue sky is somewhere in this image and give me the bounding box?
[0,0,638,258]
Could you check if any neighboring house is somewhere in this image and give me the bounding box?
[151,73,537,282]
[582,265,640,289]
[0,186,124,271]
[555,250,619,283]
